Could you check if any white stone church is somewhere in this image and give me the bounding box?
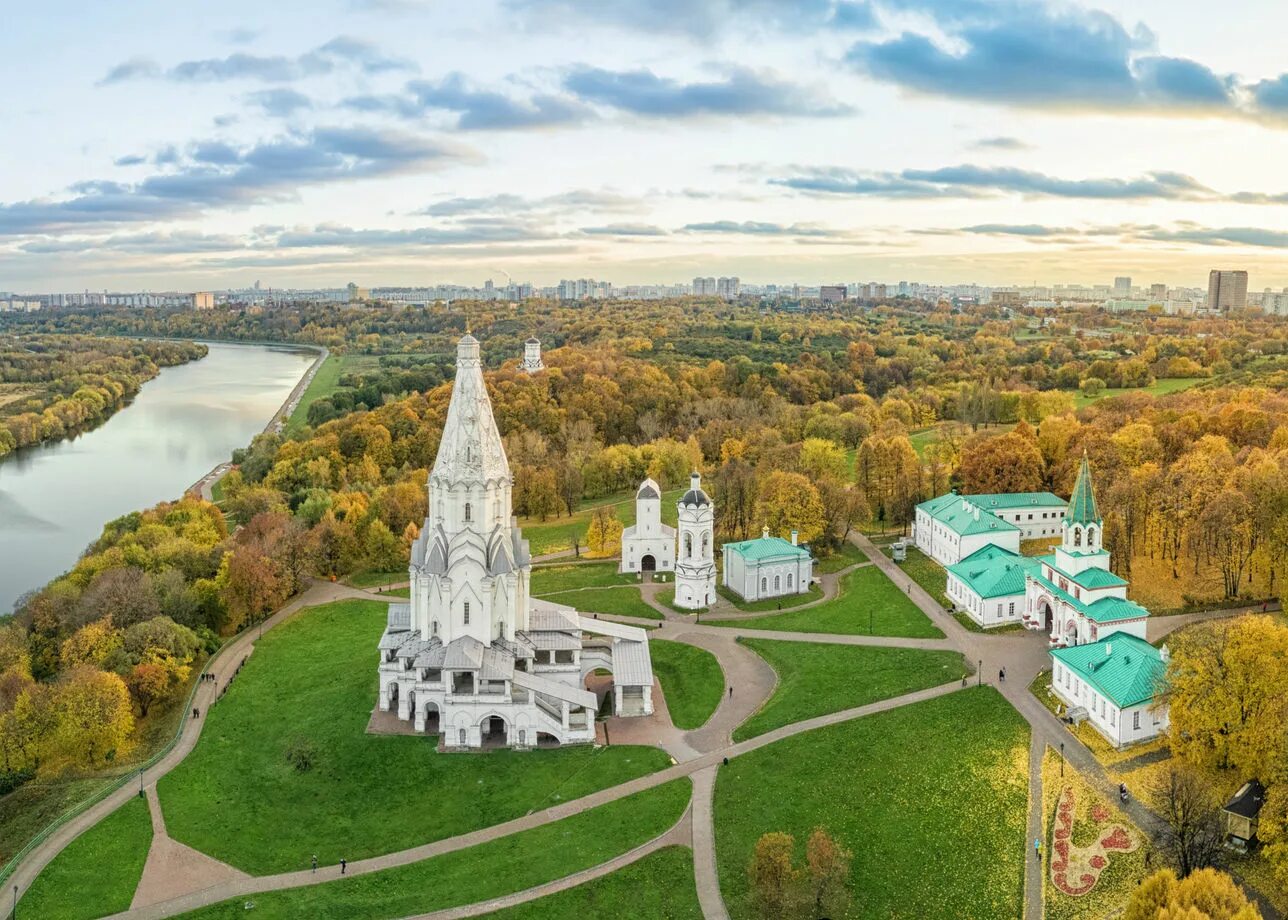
[377,334,654,750]
[619,472,717,610]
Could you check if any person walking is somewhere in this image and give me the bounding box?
[999,667,1006,683]
[728,686,733,698]
[311,855,317,874]
[1034,837,1041,861]
[340,857,347,875]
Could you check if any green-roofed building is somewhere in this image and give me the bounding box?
[1050,634,1170,747]
[722,527,815,602]
[914,490,1067,566]
[945,545,1041,629]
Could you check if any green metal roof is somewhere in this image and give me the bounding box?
[1031,569,1149,623]
[1065,454,1101,525]
[1050,634,1166,708]
[946,545,1040,599]
[723,536,812,562]
[1073,567,1128,589]
[916,493,1021,537]
[968,491,1067,510]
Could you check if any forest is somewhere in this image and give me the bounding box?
[0,298,1285,824]
[0,334,206,458]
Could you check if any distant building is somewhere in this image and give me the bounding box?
[820,285,847,304]
[1208,270,1248,312]
[722,528,814,603]
[1261,289,1288,316]
[619,479,675,575]
[991,289,1024,307]
[346,283,369,302]
[1149,283,1168,301]
[520,338,544,373]
[1113,276,1132,296]
[716,277,740,300]
[914,490,1067,566]
[191,292,214,310]
[692,277,717,296]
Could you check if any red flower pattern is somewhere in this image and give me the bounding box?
[1049,785,1139,898]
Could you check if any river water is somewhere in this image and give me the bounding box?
[0,342,315,613]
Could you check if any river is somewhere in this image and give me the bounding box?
[0,342,316,613]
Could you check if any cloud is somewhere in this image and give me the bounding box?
[218,28,260,45]
[403,74,591,129]
[959,224,1080,237]
[1252,75,1288,113]
[846,3,1238,115]
[418,189,639,216]
[578,223,668,236]
[113,154,147,167]
[272,218,553,248]
[100,36,415,85]
[681,220,841,237]
[246,88,313,117]
[770,164,1221,201]
[1136,226,1288,248]
[970,136,1029,151]
[563,66,851,118]
[0,127,470,235]
[506,0,875,39]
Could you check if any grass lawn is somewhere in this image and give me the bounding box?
[707,565,943,638]
[517,487,684,557]
[814,541,867,574]
[1072,376,1205,409]
[479,845,701,919]
[649,640,725,730]
[384,586,410,598]
[284,354,387,437]
[1041,747,1152,920]
[732,640,969,741]
[532,562,636,595]
[174,781,691,920]
[716,687,1029,919]
[540,587,661,620]
[716,582,822,613]
[344,569,406,588]
[210,474,227,503]
[157,600,671,874]
[19,795,152,920]
[891,545,952,609]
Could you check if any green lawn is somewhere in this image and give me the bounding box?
[649,640,725,730]
[733,640,969,741]
[541,587,661,620]
[707,565,943,638]
[532,562,636,595]
[519,488,684,556]
[210,475,227,503]
[157,600,671,874]
[814,541,867,574]
[715,687,1030,920]
[1072,376,1205,408]
[384,586,410,598]
[174,781,691,920]
[891,545,952,609]
[284,354,387,437]
[479,845,701,919]
[344,569,406,588]
[19,795,153,920]
[716,582,822,613]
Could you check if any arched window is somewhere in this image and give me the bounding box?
[787,573,793,589]
[774,575,781,592]
[684,533,693,558]
[432,620,439,636]
[463,602,471,624]
[464,502,472,522]
[701,532,710,558]
[459,728,467,746]
[760,577,767,592]
[1073,527,1082,547]
[1087,526,1097,550]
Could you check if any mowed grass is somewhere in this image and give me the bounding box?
[345,569,407,588]
[541,587,661,620]
[1072,376,1204,408]
[891,545,952,609]
[532,562,636,595]
[814,541,868,574]
[519,488,683,556]
[649,639,725,730]
[479,845,702,919]
[19,795,153,920]
[716,582,822,613]
[284,354,386,436]
[157,600,671,874]
[174,780,692,920]
[715,687,1030,919]
[707,565,943,638]
[733,640,969,741]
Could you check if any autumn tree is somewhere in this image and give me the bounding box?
[854,431,920,529]
[50,666,134,769]
[1123,868,1261,920]
[755,472,826,545]
[747,832,802,919]
[958,431,1045,494]
[805,827,852,919]
[59,619,122,670]
[713,458,758,541]
[798,438,849,483]
[1151,766,1226,877]
[585,506,623,557]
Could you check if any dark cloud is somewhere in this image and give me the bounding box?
[682,220,840,237]
[563,66,851,118]
[246,88,313,117]
[1137,226,1288,248]
[770,164,1220,201]
[0,127,469,235]
[506,0,875,39]
[101,36,415,85]
[404,74,591,129]
[1252,75,1288,112]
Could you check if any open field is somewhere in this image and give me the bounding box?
[1073,376,1205,408]
[518,488,683,556]
[174,781,691,920]
[733,639,969,741]
[532,561,636,595]
[157,600,671,874]
[648,639,725,730]
[886,544,952,609]
[716,687,1029,919]
[18,795,152,920]
[814,541,867,574]
[707,565,943,638]
[541,586,661,620]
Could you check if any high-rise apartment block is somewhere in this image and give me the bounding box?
[1207,270,1248,312]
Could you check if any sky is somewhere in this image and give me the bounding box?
[6,0,1288,292]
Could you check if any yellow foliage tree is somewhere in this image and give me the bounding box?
[58,618,123,671]
[747,831,801,919]
[50,667,134,770]
[585,506,623,558]
[755,471,826,544]
[1124,868,1262,920]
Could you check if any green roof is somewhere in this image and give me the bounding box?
[723,536,812,562]
[916,493,1021,537]
[1065,454,1101,525]
[1050,634,1166,708]
[1073,567,1128,589]
[946,545,1040,598]
[1031,569,1149,623]
[967,491,1066,511]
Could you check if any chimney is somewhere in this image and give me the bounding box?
[1160,644,1170,662]
[791,530,798,546]
[762,526,770,539]
[1105,642,1112,656]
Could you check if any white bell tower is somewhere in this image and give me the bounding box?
[674,472,716,609]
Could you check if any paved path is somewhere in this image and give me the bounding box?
[1022,736,1044,920]
[697,560,871,622]
[130,788,248,910]
[690,767,728,920]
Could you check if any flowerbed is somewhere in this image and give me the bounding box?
[1050,784,1139,897]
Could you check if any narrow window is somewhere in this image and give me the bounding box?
[459,728,466,745]
[1133,711,1140,730]
[463,602,470,624]
[774,575,781,592]
[760,577,767,592]
[787,573,793,589]
[464,502,472,522]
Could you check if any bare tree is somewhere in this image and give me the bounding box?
[1151,766,1226,877]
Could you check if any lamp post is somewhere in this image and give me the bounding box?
[1060,742,1065,777]
[13,883,17,920]
[978,660,982,687]
[138,768,144,799]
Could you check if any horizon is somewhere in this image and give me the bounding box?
[9,0,1288,289]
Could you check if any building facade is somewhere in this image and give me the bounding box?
[1049,635,1169,748]
[520,337,544,373]
[945,544,1039,629]
[619,478,675,575]
[674,473,717,609]
[914,490,1066,566]
[1208,270,1249,312]
[376,335,653,750]
[722,528,814,602]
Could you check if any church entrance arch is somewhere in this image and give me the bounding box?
[481,714,508,747]
[387,681,399,710]
[423,701,440,734]
[1040,600,1054,632]
[641,554,656,573]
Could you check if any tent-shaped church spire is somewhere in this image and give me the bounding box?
[1065,452,1100,525]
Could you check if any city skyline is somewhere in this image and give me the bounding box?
[9,0,1288,289]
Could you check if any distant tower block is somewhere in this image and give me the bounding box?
[521,337,544,373]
